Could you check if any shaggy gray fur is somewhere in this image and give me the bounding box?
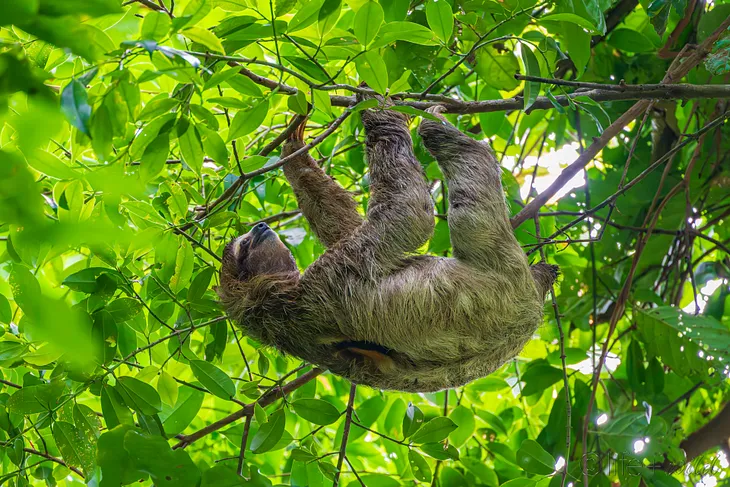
[218,103,558,392]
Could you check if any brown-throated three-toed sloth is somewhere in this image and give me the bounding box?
[219,101,558,392]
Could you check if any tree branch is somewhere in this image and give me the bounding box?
[333,383,357,487]
[173,367,324,449]
[511,15,730,229]
[23,448,84,478]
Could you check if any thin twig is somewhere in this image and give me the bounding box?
[237,415,253,476]
[333,383,357,487]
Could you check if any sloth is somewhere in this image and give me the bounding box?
[218,100,558,392]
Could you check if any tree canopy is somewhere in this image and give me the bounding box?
[0,0,729,485]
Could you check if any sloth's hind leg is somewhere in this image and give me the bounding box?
[418,107,524,273]
[358,101,434,259]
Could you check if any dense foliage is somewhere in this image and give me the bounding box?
[0,0,729,485]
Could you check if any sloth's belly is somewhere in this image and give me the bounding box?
[294,255,544,391]
[318,256,542,360]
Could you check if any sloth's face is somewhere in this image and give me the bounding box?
[223,223,297,281]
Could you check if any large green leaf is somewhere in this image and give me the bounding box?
[250,409,286,454]
[60,79,91,136]
[637,307,729,377]
[425,0,453,43]
[354,1,384,47]
[115,376,163,415]
[292,398,341,425]
[190,359,236,400]
[410,417,457,444]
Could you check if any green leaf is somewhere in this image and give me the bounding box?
[187,267,215,302]
[160,387,205,436]
[254,402,268,425]
[7,381,65,414]
[203,68,240,91]
[647,0,671,35]
[0,294,11,324]
[288,0,325,33]
[138,97,179,121]
[521,363,563,396]
[371,21,437,48]
[225,75,263,97]
[251,409,286,453]
[410,417,457,444]
[61,79,91,136]
[183,27,225,53]
[97,425,146,487]
[460,457,498,485]
[355,50,388,94]
[354,1,384,47]
[141,132,170,181]
[637,307,727,377]
[178,121,204,176]
[275,0,298,16]
[516,439,555,475]
[53,421,95,475]
[74,403,101,441]
[170,241,195,293]
[26,150,80,180]
[448,405,475,447]
[520,43,541,110]
[607,28,656,53]
[419,442,459,461]
[141,11,171,41]
[500,479,536,487]
[92,310,118,365]
[292,398,341,425]
[116,376,163,415]
[90,105,113,159]
[123,430,201,486]
[626,339,646,391]
[288,90,310,115]
[201,465,248,487]
[101,385,135,429]
[190,359,236,400]
[541,13,600,34]
[0,340,27,362]
[318,0,342,36]
[228,100,269,141]
[425,0,453,44]
[106,298,143,323]
[408,449,432,482]
[157,371,179,406]
[35,0,121,17]
[130,113,176,159]
[475,48,520,91]
[402,402,424,438]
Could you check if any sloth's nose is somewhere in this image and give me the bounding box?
[251,222,269,235]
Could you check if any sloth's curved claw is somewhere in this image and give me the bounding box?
[425,105,448,123]
[289,115,308,143]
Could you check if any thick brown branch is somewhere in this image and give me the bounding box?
[190,51,730,114]
[679,401,730,466]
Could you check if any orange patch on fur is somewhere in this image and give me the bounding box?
[344,347,395,372]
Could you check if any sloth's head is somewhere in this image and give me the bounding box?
[221,223,298,284]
